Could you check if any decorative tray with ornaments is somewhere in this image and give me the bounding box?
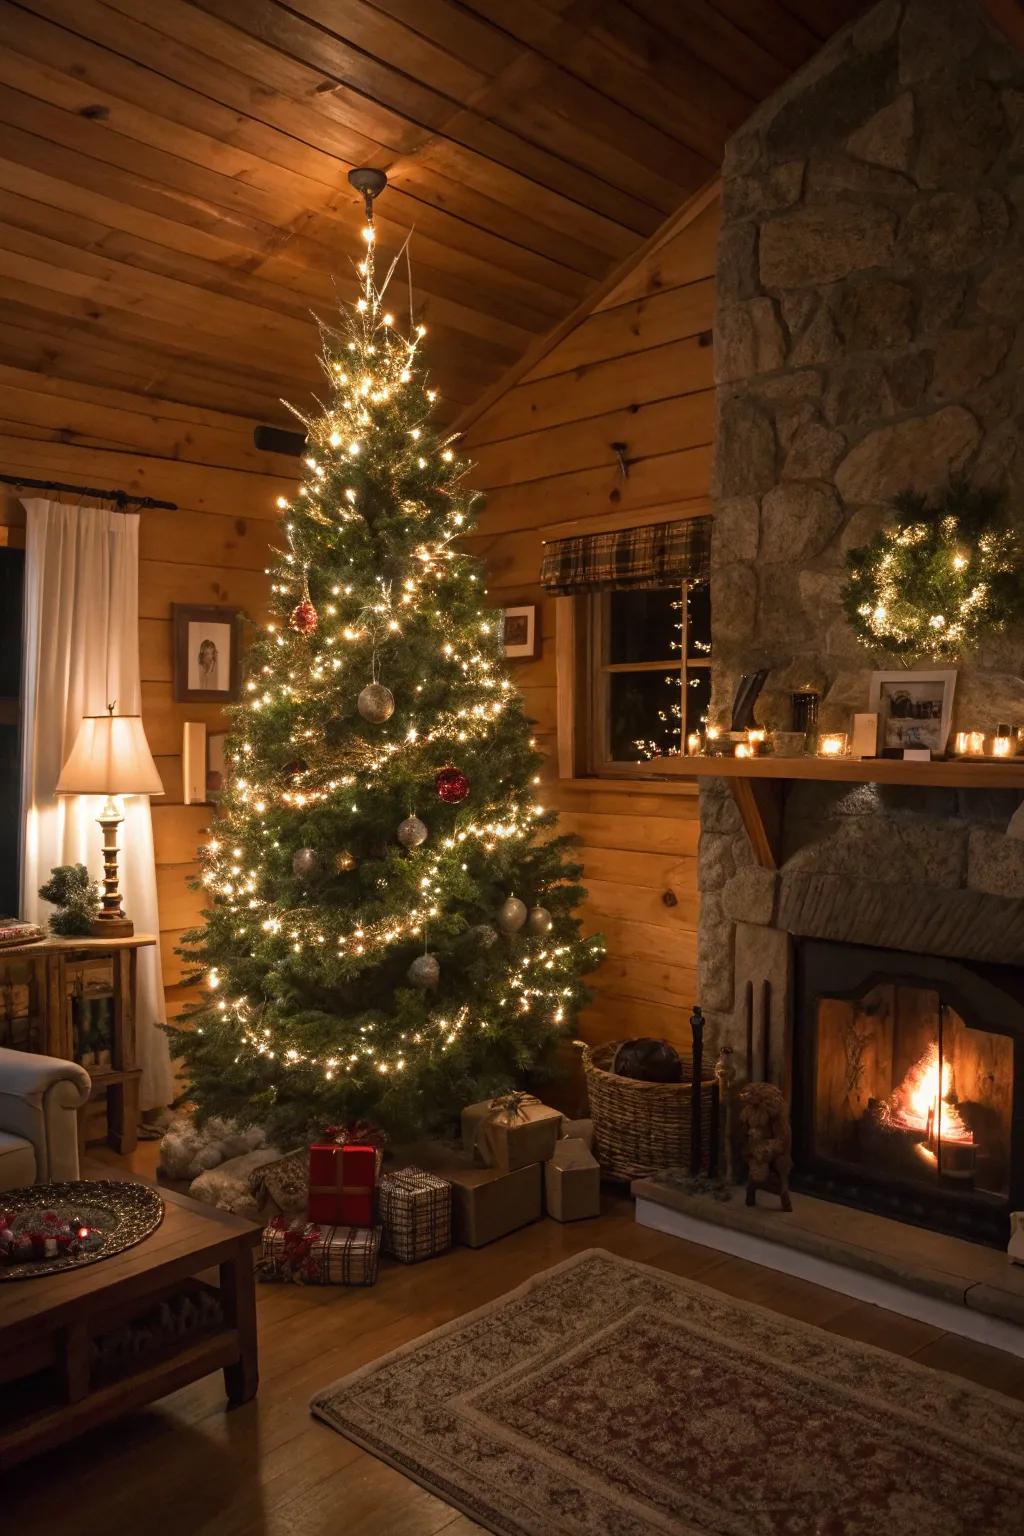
[0,1180,163,1280]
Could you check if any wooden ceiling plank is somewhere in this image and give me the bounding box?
[0,49,599,304]
[625,0,791,100]
[364,0,523,78]
[706,0,821,70]
[282,0,495,102]
[0,148,565,353]
[778,0,867,43]
[467,0,754,164]
[190,0,686,213]
[84,0,666,233]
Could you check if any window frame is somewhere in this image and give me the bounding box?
[587,581,711,778]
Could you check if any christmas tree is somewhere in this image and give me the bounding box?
[170,173,601,1144]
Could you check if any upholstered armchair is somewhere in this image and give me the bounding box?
[0,1048,91,1190]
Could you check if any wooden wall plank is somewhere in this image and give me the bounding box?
[465,192,721,1052]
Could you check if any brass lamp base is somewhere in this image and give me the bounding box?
[94,796,134,940]
[90,914,135,938]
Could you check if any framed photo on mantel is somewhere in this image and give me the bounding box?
[869,669,956,758]
[172,603,243,703]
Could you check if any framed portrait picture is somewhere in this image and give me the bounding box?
[869,669,957,757]
[502,603,540,659]
[172,604,242,703]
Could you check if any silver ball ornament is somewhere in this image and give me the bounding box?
[527,905,553,936]
[397,815,428,849]
[292,847,319,879]
[357,683,395,723]
[497,896,528,934]
[470,923,498,949]
[407,953,440,988]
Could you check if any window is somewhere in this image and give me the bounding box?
[589,580,711,772]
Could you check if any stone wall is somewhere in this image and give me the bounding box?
[702,0,1024,1067]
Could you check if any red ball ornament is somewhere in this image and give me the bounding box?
[289,599,318,636]
[436,765,470,804]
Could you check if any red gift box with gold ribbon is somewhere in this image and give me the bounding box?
[307,1142,377,1226]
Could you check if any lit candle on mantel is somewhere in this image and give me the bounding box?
[818,732,848,758]
[747,728,765,756]
[686,732,701,756]
[955,731,986,757]
[992,735,1012,758]
[735,741,752,760]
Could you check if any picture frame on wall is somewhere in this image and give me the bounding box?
[869,669,957,757]
[502,603,540,659]
[172,603,242,703]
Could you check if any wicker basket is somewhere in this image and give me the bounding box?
[576,1039,716,1182]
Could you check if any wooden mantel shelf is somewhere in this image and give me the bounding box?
[678,756,1024,788]
[679,756,1024,869]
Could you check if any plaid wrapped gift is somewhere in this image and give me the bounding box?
[379,1166,452,1264]
[259,1217,382,1285]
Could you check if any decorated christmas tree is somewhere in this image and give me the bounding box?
[170,173,601,1144]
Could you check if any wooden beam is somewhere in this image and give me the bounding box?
[729,778,783,871]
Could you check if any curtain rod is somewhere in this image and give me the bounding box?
[0,473,177,511]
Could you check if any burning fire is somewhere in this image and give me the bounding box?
[890,1043,973,1148]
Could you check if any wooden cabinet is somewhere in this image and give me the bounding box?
[0,936,156,1155]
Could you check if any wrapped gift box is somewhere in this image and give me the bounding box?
[402,1144,542,1247]
[461,1094,562,1172]
[307,1142,377,1226]
[379,1166,452,1263]
[259,1217,381,1285]
[544,1137,601,1223]
[559,1117,595,1152]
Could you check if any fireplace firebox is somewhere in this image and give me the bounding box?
[792,941,1024,1248]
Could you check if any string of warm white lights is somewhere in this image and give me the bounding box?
[170,174,601,1127]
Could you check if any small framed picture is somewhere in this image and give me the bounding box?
[206,731,227,800]
[172,604,242,702]
[869,670,957,757]
[502,603,540,659]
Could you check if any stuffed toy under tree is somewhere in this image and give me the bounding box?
[170,172,600,1144]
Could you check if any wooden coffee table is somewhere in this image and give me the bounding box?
[0,1185,261,1470]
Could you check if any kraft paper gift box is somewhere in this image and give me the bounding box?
[544,1137,601,1222]
[400,1144,543,1247]
[559,1117,595,1152]
[378,1166,452,1263]
[461,1093,562,1172]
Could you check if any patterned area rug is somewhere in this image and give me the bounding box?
[311,1248,1024,1535]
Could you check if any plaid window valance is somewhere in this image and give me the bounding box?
[540,517,711,595]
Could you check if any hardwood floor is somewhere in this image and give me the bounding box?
[7,1143,1024,1534]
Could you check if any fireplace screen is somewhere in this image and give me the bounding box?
[814,985,1013,1198]
[794,942,1023,1245]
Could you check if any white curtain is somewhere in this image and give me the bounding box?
[19,499,173,1110]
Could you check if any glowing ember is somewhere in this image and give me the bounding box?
[889,1043,973,1146]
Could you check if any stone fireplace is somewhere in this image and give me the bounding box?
[701,0,1024,1247]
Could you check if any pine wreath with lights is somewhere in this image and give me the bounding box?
[842,479,1024,661]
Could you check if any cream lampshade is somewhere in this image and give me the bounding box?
[56,705,164,937]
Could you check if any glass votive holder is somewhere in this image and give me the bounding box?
[747,728,766,755]
[735,741,752,760]
[817,732,849,758]
[955,730,986,756]
[686,731,702,756]
[992,735,1013,759]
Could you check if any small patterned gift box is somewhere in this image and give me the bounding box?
[379,1166,452,1264]
[259,1217,381,1285]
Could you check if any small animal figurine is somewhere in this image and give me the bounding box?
[737,1081,792,1211]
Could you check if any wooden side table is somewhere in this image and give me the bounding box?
[0,1187,261,1470]
[0,935,156,1155]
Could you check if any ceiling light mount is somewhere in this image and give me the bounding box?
[348,167,388,221]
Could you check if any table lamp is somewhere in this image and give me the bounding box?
[55,704,164,937]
